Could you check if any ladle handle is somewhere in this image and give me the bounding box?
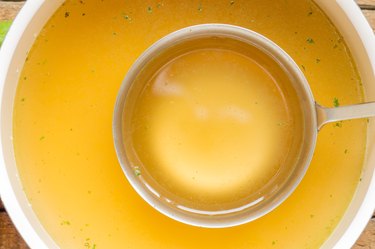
[316,102,375,130]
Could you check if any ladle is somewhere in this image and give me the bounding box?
[113,24,375,228]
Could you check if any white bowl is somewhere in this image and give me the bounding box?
[0,0,374,248]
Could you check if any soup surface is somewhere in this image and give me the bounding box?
[13,0,366,248]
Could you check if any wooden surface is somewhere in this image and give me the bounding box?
[0,0,374,248]
[0,1,23,21]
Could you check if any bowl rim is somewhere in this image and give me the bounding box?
[320,1,375,248]
[0,0,374,248]
[0,1,60,248]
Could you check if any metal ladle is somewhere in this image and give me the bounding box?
[113,24,375,228]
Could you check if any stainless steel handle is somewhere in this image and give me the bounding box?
[316,102,375,130]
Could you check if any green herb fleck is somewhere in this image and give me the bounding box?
[306,37,314,44]
[157,2,163,8]
[0,20,12,47]
[134,166,141,176]
[122,14,132,21]
[360,177,362,182]
[112,32,117,36]
[40,136,45,141]
[147,6,153,13]
[272,241,276,245]
[83,238,96,249]
[316,58,321,63]
[335,122,342,128]
[333,97,340,107]
[310,214,315,218]
[65,12,70,18]
[21,98,25,102]
[344,149,348,154]
[60,220,71,226]
[84,238,91,248]
[198,3,203,12]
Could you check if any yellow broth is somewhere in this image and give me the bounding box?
[13,0,366,248]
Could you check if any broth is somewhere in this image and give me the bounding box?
[13,0,366,248]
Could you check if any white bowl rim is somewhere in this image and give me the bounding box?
[321,1,375,247]
[0,1,59,248]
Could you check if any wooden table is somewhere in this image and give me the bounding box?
[0,1,374,248]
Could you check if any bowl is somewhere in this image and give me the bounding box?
[0,0,374,248]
